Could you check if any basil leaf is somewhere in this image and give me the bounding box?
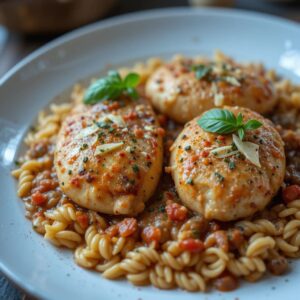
[238,127,245,140]
[197,108,262,140]
[83,78,118,104]
[197,109,238,134]
[244,119,262,130]
[107,70,122,81]
[192,64,212,80]
[236,112,243,126]
[124,73,140,88]
[126,87,139,100]
[83,71,140,104]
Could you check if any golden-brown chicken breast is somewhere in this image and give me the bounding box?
[146,56,276,123]
[170,106,285,221]
[54,101,163,215]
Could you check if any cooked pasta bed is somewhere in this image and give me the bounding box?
[12,52,300,292]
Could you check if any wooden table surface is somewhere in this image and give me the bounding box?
[1,0,300,299]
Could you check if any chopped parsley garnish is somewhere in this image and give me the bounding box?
[83,157,88,163]
[129,179,135,185]
[214,172,225,183]
[192,229,201,238]
[191,64,212,80]
[80,143,88,150]
[132,164,139,173]
[68,170,73,175]
[197,108,262,140]
[98,132,105,139]
[186,178,194,185]
[184,145,191,151]
[158,204,165,213]
[96,121,110,129]
[84,71,140,104]
[228,161,236,170]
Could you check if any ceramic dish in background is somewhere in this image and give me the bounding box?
[0,0,119,34]
[1,8,300,300]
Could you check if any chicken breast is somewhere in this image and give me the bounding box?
[54,101,163,215]
[170,106,285,221]
[146,57,276,124]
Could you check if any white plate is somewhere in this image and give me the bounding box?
[1,7,300,300]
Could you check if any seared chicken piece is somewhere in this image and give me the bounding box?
[146,57,276,123]
[54,101,163,215]
[170,106,285,221]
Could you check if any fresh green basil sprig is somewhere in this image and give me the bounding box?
[84,71,140,105]
[197,108,262,140]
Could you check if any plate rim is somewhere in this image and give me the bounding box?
[1,6,300,299]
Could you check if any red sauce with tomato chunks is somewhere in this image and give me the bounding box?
[118,218,138,237]
[282,185,300,203]
[179,238,204,253]
[18,83,300,293]
[214,275,239,292]
[142,226,162,246]
[76,212,89,229]
[267,256,289,275]
[166,200,188,222]
[31,191,47,206]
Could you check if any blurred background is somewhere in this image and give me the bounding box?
[0,0,300,299]
[0,0,300,78]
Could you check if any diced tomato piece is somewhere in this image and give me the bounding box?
[76,213,89,229]
[105,224,119,237]
[228,229,244,249]
[217,135,226,142]
[200,150,209,158]
[190,155,199,163]
[214,275,239,292]
[164,192,174,200]
[118,218,138,237]
[70,177,81,188]
[155,127,165,137]
[165,200,188,221]
[179,238,204,253]
[31,191,47,206]
[107,102,120,111]
[134,128,144,138]
[37,179,57,193]
[202,140,211,147]
[141,226,161,245]
[123,111,137,121]
[282,185,300,203]
[157,114,167,126]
